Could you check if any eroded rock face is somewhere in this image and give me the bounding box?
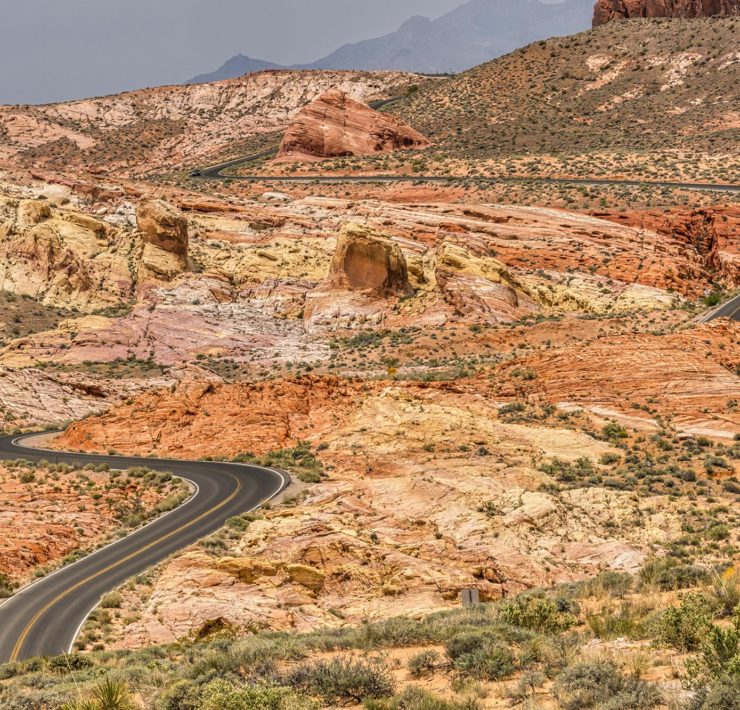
[278,89,430,161]
[136,200,189,281]
[326,222,412,296]
[304,223,413,330]
[0,195,136,312]
[594,205,739,287]
[593,0,740,25]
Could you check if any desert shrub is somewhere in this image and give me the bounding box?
[157,679,200,710]
[226,637,307,679]
[709,567,740,618]
[602,422,629,442]
[100,592,123,609]
[639,557,710,591]
[47,653,94,673]
[540,457,596,484]
[555,661,662,710]
[653,594,716,651]
[444,630,517,681]
[365,685,481,710]
[683,679,740,710]
[498,594,576,633]
[507,670,547,704]
[286,657,395,704]
[452,645,516,681]
[0,572,16,598]
[197,679,314,710]
[407,650,440,678]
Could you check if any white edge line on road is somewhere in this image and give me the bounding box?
[0,435,290,657]
[64,466,287,655]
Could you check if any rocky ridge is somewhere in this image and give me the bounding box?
[593,0,740,25]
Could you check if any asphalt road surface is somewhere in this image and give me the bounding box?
[698,293,740,322]
[194,152,740,194]
[0,435,287,663]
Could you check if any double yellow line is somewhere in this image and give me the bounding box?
[10,474,242,662]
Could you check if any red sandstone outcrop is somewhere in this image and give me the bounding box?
[593,205,739,286]
[278,89,430,161]
[593,0,740,25]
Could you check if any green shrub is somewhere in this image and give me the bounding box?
[286,657,395,704]
[101,592,123,609]
[444,630,517,681]
[198,679,315,710]
[555,661,662,710]
[452,645,516,681]
[47,653,94,673]
[586,603,647,640]
[407,650,440,678]
[0,572,16,598]
[639,557,710,591]
[654,594,716,651]
[157,679,200,710]
[61,678,135,710]
[683,678,740,710]
[710,567,740,617]
[498,595,576,633]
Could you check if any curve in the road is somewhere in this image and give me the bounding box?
[698,293,740,323]
[0,435,288,663]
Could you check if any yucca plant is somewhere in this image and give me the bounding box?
[61,678,136,710]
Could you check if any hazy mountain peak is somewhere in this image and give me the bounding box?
[187,0,594,83]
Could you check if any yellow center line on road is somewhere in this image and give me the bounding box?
[10,473,243,662]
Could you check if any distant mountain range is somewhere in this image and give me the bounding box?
[186,0,595,84]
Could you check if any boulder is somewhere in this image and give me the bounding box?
[137,199,188,255]
[136,200,189,281]
[324,223,412,297]
[278,89,430,161]
[593,0,740,25]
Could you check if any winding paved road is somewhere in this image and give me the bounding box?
[0,435,287,663]
[194,151,740,194]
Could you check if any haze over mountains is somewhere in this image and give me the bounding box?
[188,0,595,83]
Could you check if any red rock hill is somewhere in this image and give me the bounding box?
[593,0,740,25]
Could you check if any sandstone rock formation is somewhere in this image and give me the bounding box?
[278,89,430,161]
[595,205,739,287]
[324,222,412,296]
[58,367,719,646]
[593,0,740,25]
[137,200,189,281]
[0,195,136,312]
[304,222,413,330]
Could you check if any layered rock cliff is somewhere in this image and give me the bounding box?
[593,0,740,25]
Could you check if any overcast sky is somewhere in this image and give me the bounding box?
[0,0,470,105]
